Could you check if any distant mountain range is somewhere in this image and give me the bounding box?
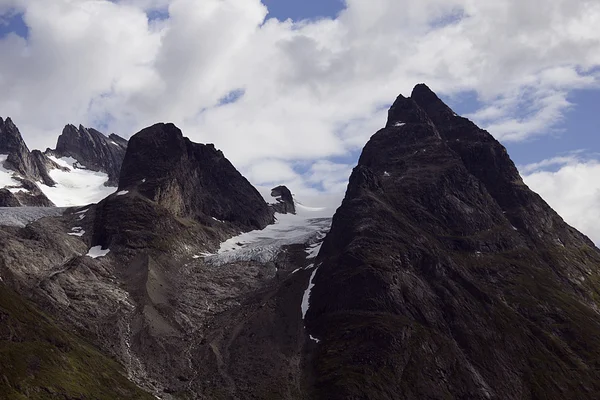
[1,84,600,399]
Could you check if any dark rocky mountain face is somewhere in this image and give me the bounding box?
[51,124,128,186]
[270,185,296,214]
[117,122,274,231]
[306,84,600,399]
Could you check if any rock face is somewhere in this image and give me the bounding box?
[0,189,20,207]
[306,84,600,399]
[52,124,128,186]
[117,123,274,231]
[270,185,296,214]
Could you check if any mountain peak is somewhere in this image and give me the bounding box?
[410,83,457,123]
[307,84,600,399]
[53,123,127,186]
[385,94,433,128]
[0,116,29,154]
[117,122,273,231]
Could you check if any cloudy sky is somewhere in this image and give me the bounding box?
[1,0,600,241]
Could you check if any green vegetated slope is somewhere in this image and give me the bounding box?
[0,284,153,400]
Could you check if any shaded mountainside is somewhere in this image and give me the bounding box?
[117,122,273,231]
[306,84,600,399]
[50,124,128,186]
[0,283,153,400]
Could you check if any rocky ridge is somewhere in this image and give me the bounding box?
[49,124,128,186]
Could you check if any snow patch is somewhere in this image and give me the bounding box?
[117,190,129,196]
[0,154,22,189]
[394,122,406,127]
[309,335,320,343]
[383,171,390,177]
[212,217,225,223]
[86,245,110,259]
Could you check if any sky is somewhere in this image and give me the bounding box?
[1,0,600,242]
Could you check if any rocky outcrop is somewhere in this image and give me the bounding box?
[51,124,128,186]
[306,84,600,399]
[269,185,296,214]
[117,123,274,232]
[0,189,20,207]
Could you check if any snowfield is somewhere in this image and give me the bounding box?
[204,200,334,266]
[0,154,23,190]
[40,156,115,206]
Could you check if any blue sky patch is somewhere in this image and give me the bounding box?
[263,0,344,21]
[0,11,28,40]
[218,89,246,106]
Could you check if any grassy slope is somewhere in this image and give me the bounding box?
[0,284,154,400]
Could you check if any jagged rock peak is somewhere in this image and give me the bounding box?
[0,116,56,190]
[386,93,434,128]
[0,116,30,156]
[52,123,127,186]
[270,185,296,214]
[118,122,274,231]
[410,83,456,122]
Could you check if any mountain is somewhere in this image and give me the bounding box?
[305,84,600,399]
[0,118,129,207]
[1,122,309,398]
[2,85,600,399]
[0,117,55,206]
[49,124,128,186]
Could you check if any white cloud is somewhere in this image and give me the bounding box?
[0,0,599,198]
[521,155,600,245]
